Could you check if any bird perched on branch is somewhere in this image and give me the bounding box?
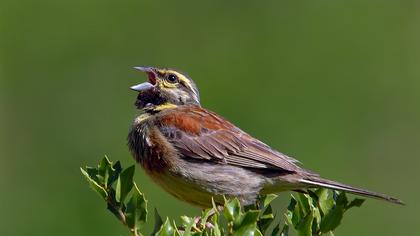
[128,66,402,207]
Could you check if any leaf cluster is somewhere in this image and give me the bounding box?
[81,156,147,236]
[283,189,365,236]
[81,156,365,236]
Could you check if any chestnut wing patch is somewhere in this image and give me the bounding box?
[158,106,300,172]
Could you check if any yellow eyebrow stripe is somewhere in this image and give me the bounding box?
[153,102,178,111]
[156,69,193,90]
[134,113,151,124]
[171,71,194,91]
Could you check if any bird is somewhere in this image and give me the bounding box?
[127,66,403,207]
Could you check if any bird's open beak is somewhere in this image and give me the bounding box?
[130,66,159,92]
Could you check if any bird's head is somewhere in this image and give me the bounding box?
[131,67,200,111]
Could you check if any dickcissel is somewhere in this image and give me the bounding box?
[128,66,402,207]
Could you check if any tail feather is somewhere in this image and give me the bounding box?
[300,177,404,205]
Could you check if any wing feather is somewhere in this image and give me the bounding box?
[158,106,301,172]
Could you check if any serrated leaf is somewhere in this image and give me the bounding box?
[296,210,313,236]
[156,218,175,236]
[152,208,164,236]
[85,166,99,182]
[255,229,263,236]
[319,204,345,233]
[81,168,108,199]
[97,155,117,187]
[212,216,221,236]
[346,198,365,210]
[125,183,147,229]
[285,196,297,225]
[307,194,321,233]
[232,224,259,236]
[181,215,196,236]
[291,197,303,227]
[260,194,278,209]
[173,220,182,236]
[236,210,259,227]
[224,198,241,222]
[316,189,334,217]
[211,198,218,212]
[296,193,311,216]
[319,192,347,233]
[307,190,319,201]
[200,208,213,229]
[107,160,122,186]
[116,165,135,203]
[336,191,348,207]
[257,194,277,233]
[232,210,260,236]
[258,205,274,232]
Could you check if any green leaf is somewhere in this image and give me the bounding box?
[258,206,274,232]
[116,165,135,203]
[279,223,289,236]
[307,190,319,201]
[236,210,260,227]
[211,215,221,236]
[319,204,345,232]
[200,208,214,229]
[156,218,175,236]
[346,198,365,210]
[173,220,183,236]
[318,191,348,233]
[80,167,108,199]
[152,208,164,236]
[335,191,348,207]
[98,156,111,174]
[98,155,112,185]
[257,205,274,232]
[232,224,260,236]
[233,210,260,236]
[257,194,278,233]
[85,166,99,182]
[224,198,241,222]
[306,195,321,233]
[296,193,311,216]
[291,199,303,227]
[316,189,334,217]
[125,183,147,229]
[181,215,196,236]
[107,160,122,186]
[260,194,278,209]
[285,196,297,225]
[296,210,313,236]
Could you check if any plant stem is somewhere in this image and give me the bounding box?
[106,195,127,225]
[130,227,139,236]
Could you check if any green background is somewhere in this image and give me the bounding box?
[1,0,419,235]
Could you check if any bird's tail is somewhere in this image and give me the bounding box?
[299,176,404,205]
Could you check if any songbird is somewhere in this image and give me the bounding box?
[127,66,402,207]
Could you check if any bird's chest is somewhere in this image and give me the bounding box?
[128,116,176,174]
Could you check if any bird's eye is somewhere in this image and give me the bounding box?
[167,74,178,83]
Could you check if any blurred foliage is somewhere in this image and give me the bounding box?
[82,156,365,236]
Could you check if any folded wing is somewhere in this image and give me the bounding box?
[157,105,302,173]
